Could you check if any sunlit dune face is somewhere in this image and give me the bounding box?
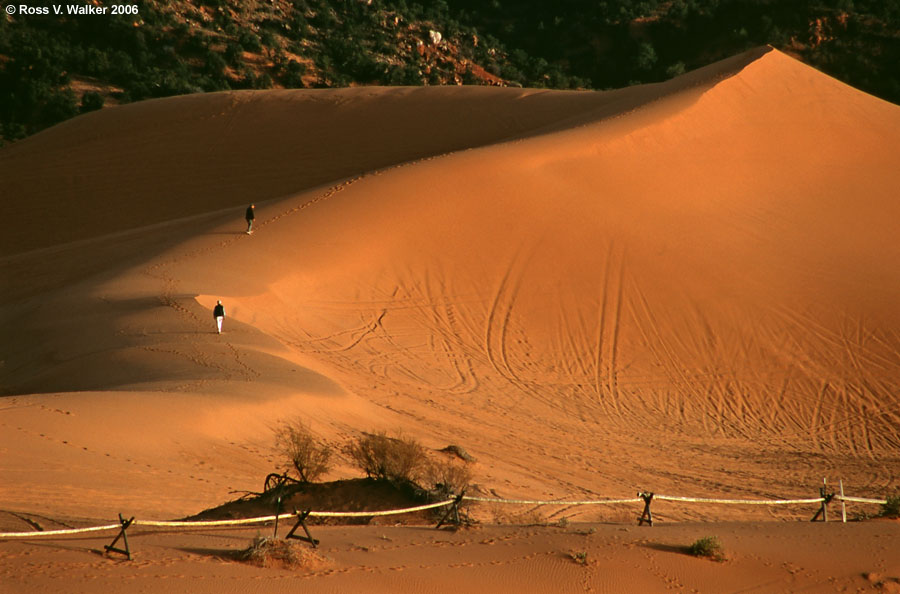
[1,47,898,531]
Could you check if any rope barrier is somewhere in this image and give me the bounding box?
[0,489,890,539]
[0,523,121,538]
[653,495,826,505]
[135,516,283,528]
[309,499,455,517]
[837,495,888,505]
[463,496,642,505]
[0,500,457,538]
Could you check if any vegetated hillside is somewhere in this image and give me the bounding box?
[445,0,900,96]
[1,0,898,145]
[0,0,588,144]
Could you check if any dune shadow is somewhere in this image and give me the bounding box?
[176,546,242,561]
[641,542,691,556]
[0,289,345,397]
[12,539,108,557]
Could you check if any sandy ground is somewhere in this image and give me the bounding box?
[0,522,900,594]
[2,46,899,591]
[2,522,899,594]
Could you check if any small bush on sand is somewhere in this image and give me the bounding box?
[687,536,725,561]
[425,458,473,496]
[425,458,473,525]
[569,550,588,565]
[880,494,900,518]
[345,430,427,483]
[275,421,332,483]
[239,536,329,570]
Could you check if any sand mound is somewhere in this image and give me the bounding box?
[238,536,331,571]
[1,47,899,527]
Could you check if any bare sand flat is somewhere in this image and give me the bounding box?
[1,46,899,591]
[1,522,898,594]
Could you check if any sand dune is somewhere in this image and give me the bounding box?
[2,46,899,592]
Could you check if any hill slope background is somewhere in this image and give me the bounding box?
[1,0,898,144]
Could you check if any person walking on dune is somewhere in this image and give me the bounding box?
[245,204,255,235]
[213,300,225,334]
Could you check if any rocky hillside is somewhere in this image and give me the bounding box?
[1,0,897,144]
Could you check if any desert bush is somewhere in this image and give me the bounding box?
[260,30,279,58]
[39,89,78,128]
[275,421,332,483]
[424,458,472,496]
[79,91,104,113]
[666,61,686,78]
[224,42,245,67]
[203,50,228,79]
[345,430,427,484]
[239,30,262,52]
[240,536,299,567]
[281,59,307,87]
[239,536,329,569]
[880,494,900,518]
[252,72,274,89]
[687,536,725,561]
[569,550,588,565]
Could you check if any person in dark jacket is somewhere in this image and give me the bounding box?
[245,204,255,234]
[213,300,225,334]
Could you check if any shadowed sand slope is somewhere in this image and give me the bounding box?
[2,47,899,523]
[0,47,773,257]
[1,72,700,256]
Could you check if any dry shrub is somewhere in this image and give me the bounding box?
[239,537,330,570]
[425,458,473,496]
[687,536,726,561]
[880,494,900,518]
[569,550,588,565]
[275,421,332,483]
[345,430,427,483]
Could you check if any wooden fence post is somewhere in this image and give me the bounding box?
[811,479,835,522]
[638,492,654,526]
[840,480,846,523]
[436,490,467,530]
[273,496,282,539]
[285,510,319,548]
[104,514,135,560]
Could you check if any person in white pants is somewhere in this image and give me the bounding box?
[213,300,225,334]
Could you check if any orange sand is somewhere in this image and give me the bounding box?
[1,46,898,592]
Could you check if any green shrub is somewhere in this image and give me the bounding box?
[204,51,228,78]
[0,122,27,143]
[260,30,279,57]
[666,61,686,78]
[345,430,427,483]
[79,91,104,113]
[687,536,725,561]
[249,72,273,89]
[569,550,588,565]
[281,59,307,87]
[224,43,245,66]
[275,421,332,483]
[880,494,900,518]
[39,89,78,127]
[239,30,262,52]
